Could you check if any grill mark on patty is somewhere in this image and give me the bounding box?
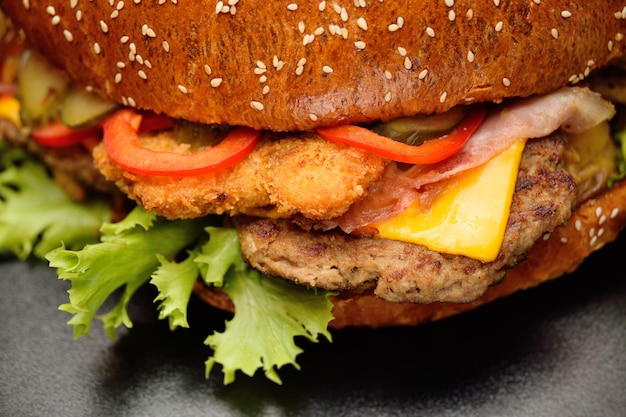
[236,132,577,304]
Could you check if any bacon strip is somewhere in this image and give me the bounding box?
[335,87,615,233]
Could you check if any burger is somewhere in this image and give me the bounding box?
[1,0,626,384]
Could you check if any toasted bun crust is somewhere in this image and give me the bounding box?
[193,178,626,328]
[3,1,626,131]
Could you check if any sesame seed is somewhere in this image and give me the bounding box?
[609,40,615,51]
[590,236,598,247]
[100,20,109,33]
[418,69,428,79]
[384,91,392,102]
[178,85,188,94]
[323,65,334,74]
[308,113,318,121]
[397,47,407,56]
[93,43,102,54]
[210,78,223,87]
[357,17,368,31]
[340,7,348,22]
[561,10,572,18]
[355,41,366,50]
[397,17,404,28]
[51,15,61,25]
[448,10,456,21]
[138,70,147,79]
[533,0,540,4]
[318,1,326,11]
[250,100,264,111]
[617,33,625,41]
[116,61,126,68]
[295,66,304,76]
[114,73,122,83]
[495,21,503,32]
[388,23,400,32]
[445,0,454,6]
[599,215,607,226]
[385,70,393,80]
[127,96,137,107]
[146,28,156,37]
[542,232,550,241]
[503,78,511,86]
[46,5,56,15]
[287,3,298,11]
[404,57,412,70]
[259,75,267,83]
[467,50,475,62]
[110,10,119,18]
[595,207,603,217]
[262,85,270,94]
[493,0,500,5]
[466,8,473,19]
[162,41,170,52]
[560,237,568,244]
[303,34,315,46]
[75,10,82,21]
[22,0,30,9]
[611,208,620,219]
[121,35,130,43]
[135,54,144,65]
[440,92,448,103]
[70,0,78,7]
[297,58,307,67]
[426,27,435,37]
[314,27,324,35]
[598,228,605,237]
[63,30,74,42]
[575,219,582,231]
[551,28,559,39]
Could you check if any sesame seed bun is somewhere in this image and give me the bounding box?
[2,0,626,131]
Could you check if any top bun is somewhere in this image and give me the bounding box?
[3,0,626,131]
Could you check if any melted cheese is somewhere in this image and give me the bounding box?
[374,141,525,262]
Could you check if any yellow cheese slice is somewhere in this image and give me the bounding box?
[374,141,525,262]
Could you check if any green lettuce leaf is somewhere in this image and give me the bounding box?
[151,251,200,330]
[47,206,208,339]
[0,142,111,259]
[202,250,335,384]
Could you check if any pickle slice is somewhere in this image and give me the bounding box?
[60,87,118,128]
[17,49,69,126]
[373,106,467,145]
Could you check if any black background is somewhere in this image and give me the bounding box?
[1,232,625,417]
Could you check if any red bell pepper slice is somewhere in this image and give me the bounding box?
[31,120,101,147]
[102,109,260,176]
[316,105,487,165]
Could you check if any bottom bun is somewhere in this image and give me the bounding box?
[193,179,626,329]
